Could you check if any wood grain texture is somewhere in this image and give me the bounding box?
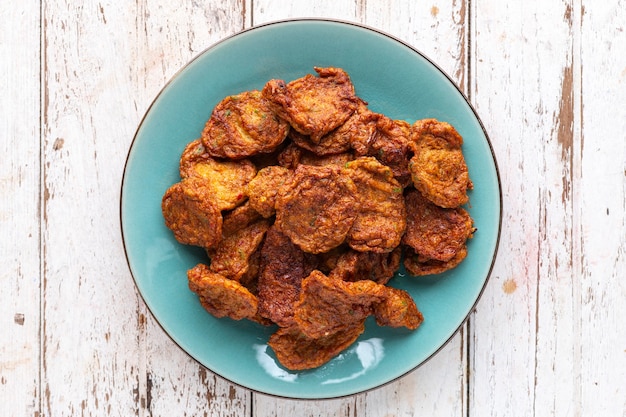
[125,1,253,415]
[2,0,626,415]
[0,2,41,417]
[249,1,470,415]
[579,0,626,414]
[41,1,144,415]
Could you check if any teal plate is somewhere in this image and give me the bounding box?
[121,19,501,399]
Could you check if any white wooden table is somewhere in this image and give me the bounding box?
[2,1,625,416]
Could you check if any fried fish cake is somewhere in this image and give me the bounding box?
[221,200,263,237]
[289,129,351,156]
[161,177,222,249]
[257,227,318,327]
[262,67,359,143]
[373,287,423,330]
[201,90,290,159]
[403,189,474,262]
[294,270,386,339]
[207,219,270,282]
[268,321,365,370]
[240,249,261,295]
[329,246,401,285]
[403,246,468,276]
[345,103,383,155]
[183,156,256,211]
[187,264,259,321]
[370,116,413,187]
[344,157,406,253]
[277,142,353,169]
[347,108,412,187]
[409,118,472,208]
[275,163,358,254]
[179,139,211,178]
[245,165,292,218]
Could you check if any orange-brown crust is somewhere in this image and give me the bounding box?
[187,264,259,321]
[374,287,423,330]
[294,271,385,339]
[161,178,223,249]
[207,219,270,281]
[344,157,406,253]
[293,270,423,340]
[179,139,212,178]
[201,90,290,159]
[256,227,318,327]
[268,321,365,371]
[245,165,292,218]
[403,246,468,276]
[275,164,357,254]
[277,141,353,169]
[221,201,263,237]
[371,117,413,187]
[403,189,474,262]
[409,118,472,208]
[181,156,256,211]
[329,246,401,285]
[162,69,476,371]
[262,67,359,143]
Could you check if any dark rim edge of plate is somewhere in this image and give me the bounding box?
[119,17,503,400]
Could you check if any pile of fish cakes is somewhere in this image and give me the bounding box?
[161,67,475,370]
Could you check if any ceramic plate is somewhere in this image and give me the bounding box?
[121,19,501,399]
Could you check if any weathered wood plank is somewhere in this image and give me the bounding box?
[126,1,253,416]
[250,0,360,24]
[357,2,469,416]
[250,3,362,413]
[8,0,625,415]
[40,1,147,415]
[579,1,626,414]
[250,1,469,416]
[0,2,42,417]
[91,1,255,416]
[469,0,579,415]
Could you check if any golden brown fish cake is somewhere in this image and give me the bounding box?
[288,99,376,157]
[373,287,423,330]
[329,246,401,285]
[179,139,211,178]
[289,125,350,156]
[344,157,406,253]
[409,118,472,208]
[314,244,349,275]
[349,113,413,187]
[245,165,292,218]
[403,246,468,276]
[183,156,256,211]
[161,178,223,249]
[371,117,413,187]
[403,189,474,262]
[262,67,360,143]
[221,201,263,237]
[345,103,383,155]
[187,264,259,321]
[268,321,365,370]
[299,151,354,168]
[239,249,261,295]
[201,90,290,159]
[294,270,386,339]
[277,142,353,169]
[275,163,358,254]
[257,227,318,327]
[207,219,270,282]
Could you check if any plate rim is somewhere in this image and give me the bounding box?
[120,17,503,400]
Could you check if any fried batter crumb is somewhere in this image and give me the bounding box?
[161,67,476,371]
